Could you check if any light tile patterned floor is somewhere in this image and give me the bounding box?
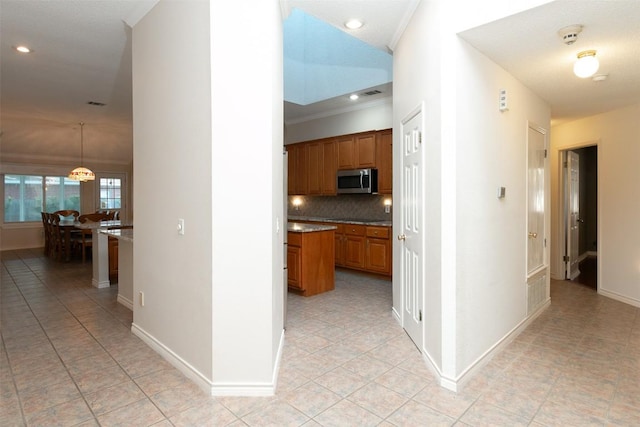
[1,248,639,426]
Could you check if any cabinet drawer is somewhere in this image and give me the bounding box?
[366,226,389,239]
[288,232,302,247]
[344,224,366,236]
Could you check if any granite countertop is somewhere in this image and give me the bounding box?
[288,222,337,233]
[288,216,392,227]
[75,220,133,230]
[100,228,134,242]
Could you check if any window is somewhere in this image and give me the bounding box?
[3,175,80,223]
[99,178,121,210]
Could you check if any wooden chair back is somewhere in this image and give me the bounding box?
[78,212,110,223]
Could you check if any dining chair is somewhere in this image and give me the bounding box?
[53,209,79,220]
[41,212,51,256]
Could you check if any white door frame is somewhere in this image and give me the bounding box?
[556,141,600,289]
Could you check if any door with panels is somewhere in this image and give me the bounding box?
[399,107,424,349]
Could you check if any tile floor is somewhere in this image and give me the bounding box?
[1,248,639,426]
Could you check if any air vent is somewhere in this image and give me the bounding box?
[362,90,382,96]
[87,101,106,106]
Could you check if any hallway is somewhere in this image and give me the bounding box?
[1,248,639,426]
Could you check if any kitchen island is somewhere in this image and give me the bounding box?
[287,222,336,297]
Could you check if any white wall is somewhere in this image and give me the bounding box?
[454,39,550,375]
[209,0,284,392]
[551,103,640,307]
[393,0,551,389]
[284,98,392,144]
[132,0,214,386]
[133,0,284,395]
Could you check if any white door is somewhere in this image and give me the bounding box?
[565,151,581,279]
[527,126,546,275]
[399,108,423,349]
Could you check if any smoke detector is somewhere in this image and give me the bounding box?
[558,25,583,45]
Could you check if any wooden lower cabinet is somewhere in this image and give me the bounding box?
[343,224,366,269]
[287,229,335,296]
[365,226,391,275]
[108,237,118,279]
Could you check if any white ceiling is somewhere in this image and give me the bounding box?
[1,1,639,166]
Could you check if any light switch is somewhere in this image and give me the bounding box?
[497,187,506,199]
[177,218,185,235]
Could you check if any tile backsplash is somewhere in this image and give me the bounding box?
[288,194,392,221]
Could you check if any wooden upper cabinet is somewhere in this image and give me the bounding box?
[336,135,356,169]
[307,141,323,195]
[321,139,337,195]
[376,129,392,194]
[287,143,308,195]
[337,132,376,170]
[355,133,376,168]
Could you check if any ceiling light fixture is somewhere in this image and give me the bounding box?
[349,94,359,101]
[15,45,32,53]
[68,122,95,182]
[344,19,363,30]
[573,50,599,78]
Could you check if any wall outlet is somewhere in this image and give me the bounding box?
[139,291,145,307]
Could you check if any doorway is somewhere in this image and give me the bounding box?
[561,145,598,289]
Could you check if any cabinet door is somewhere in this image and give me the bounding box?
[355,133,376,168]
[108,237,118,278]
[376,129,392,194]
[287,246,302,290]
[307,142,322,195]
[286,145,296,195]
[336,135,356,170]
[366,237,390,274]
[344,235,365,269]
[322,140,337,195]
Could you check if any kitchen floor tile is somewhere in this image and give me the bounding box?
[3,248,639,426]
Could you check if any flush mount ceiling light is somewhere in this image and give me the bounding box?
[349,94,359,101]
[573,50,599,78]
[68,122,95,182]
[14,45,32,53]
[344,19,363,30]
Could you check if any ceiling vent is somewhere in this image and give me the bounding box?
[87,101,106,106]
[558,25,583,45]
[362,90,382,96]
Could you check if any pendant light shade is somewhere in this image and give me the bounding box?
[573,50,599,78]
[68,122,95,182]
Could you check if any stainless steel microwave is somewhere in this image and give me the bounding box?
[337,168,378,194]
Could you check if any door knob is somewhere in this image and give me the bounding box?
[528,232,537,238]
[397,234,406,241]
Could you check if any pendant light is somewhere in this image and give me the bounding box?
[68,122,95,182]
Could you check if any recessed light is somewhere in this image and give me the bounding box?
[349,94,359,101]
[344,19,363,30]
[15,45,32,53]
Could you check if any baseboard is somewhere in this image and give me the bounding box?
[598,288,640,308]
[391,307,401,325]
[92,278,110,289]
[131,322,214,394]
[428,299,550,393]
[130,322,281,396]
[117,294,133,311]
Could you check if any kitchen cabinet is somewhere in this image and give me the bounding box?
[376,129,393,194]
[336,132,376,170]
[108,237,118,279]
[343,224,366,269]
[287,228,335,296]
[365,226,391,275]
[287,143,308,195]
[288,129,391,195]
[307,138,336,195]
